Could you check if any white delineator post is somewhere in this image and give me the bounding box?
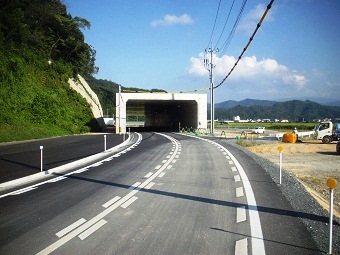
[40,146,43,172]
[327,178,337,254]
[278,146,283,185]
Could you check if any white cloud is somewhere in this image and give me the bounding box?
[151,14,194,27]
[238,4,275,35]
[187,53,309,100]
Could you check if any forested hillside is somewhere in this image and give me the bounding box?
[84,75,166,117]
[0,0,100,142]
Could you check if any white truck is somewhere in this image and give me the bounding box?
[314,120,340,143]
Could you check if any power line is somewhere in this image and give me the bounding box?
[215,0,236,49]
[214,0,274,89]
[218,0,247,56]
[206,0,222,49]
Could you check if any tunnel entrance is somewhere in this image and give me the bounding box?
[116,93,207,133]
[127,100,198,132]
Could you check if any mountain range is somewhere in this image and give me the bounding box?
[212,99,340,121]
[215,98,340,109]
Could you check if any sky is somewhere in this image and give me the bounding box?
[66,0,340,103]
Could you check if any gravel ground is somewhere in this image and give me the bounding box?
[222,138,340,254]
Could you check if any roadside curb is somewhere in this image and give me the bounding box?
[0,135,132,191]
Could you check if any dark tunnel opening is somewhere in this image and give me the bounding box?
[127,100,198,132]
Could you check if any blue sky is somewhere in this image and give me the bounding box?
[66,0,340,103]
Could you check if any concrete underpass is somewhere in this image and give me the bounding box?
[116,93,207,133]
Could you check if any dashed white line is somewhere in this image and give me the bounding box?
[78,219,107,240]
[236,187,244,197]
[102,196,121,208]
[167,165,173,170]
[235,238,248,255]
[144,172,153,178]
[229,160,234,165]
[155,165,162,170]
[121,196,138,208]
[158,172,166,178]
[237,206,247,223]
[56,218,87,238]
[231,166,237,172]
[162,160,167,163]
[144,182,155,190]
[129,182,141,190]
[234,175,241,182]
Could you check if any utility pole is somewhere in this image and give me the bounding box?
[204,46,218,135]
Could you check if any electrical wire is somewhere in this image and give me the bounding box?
[215,0,236,49]
[122,0,274,95]
[206,0,222,49]
[218,0,247,56]
[214,0,274,89]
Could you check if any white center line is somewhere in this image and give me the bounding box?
[129,182,141,190]
[158,172,166,178]
[102,196,121,208]
[121,196,138,208]
[144,172,153,178]
[56,218,87,238]
[78,219,107,240]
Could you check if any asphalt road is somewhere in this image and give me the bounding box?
[0,133,125,183]
[0,132,320,254]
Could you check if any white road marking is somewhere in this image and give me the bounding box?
[226,156,230,159]
[74,168,89,174]
[0,133,143,199]
[175,155,179,158]
[185,135,266,255]
[36,133,180,255]
[144,172,153,178]
[235,238,248,255]
[47,176,67,183]
[56,218,87,238]
[144,182,155,190]
[129,182,141,190]
[78,219,107,240]
[229,160,234,165]
[234,175,241,182]
[90,162,102,167]
[162,160,167,163]
[237,206,247,223]
[172,160,177,163]
[102,196,121,208]
[231,167,237,172]
[121,196,138,208]
[10,187,38,195]
[166,155,171,158]
[158,172,166,178]
[224,146,266,254]
[167,165,172,170]
[155,165,162,170]
[236,187,244,197]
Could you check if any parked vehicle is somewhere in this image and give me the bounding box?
[252,127,265,134]
[314,120,340,143]
[337,141,340,154]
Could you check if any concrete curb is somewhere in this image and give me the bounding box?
[0,135,132,191]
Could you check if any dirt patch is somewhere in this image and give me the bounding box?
[245,139,340,218]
